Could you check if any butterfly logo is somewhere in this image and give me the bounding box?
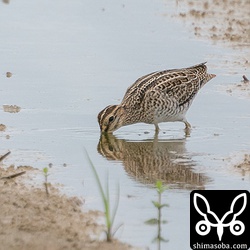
[193,193,247,241]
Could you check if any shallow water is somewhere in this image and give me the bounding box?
[1,0,250,249]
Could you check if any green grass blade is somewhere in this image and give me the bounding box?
[84,149,121,242]
[83,149,107,210]
[144,218,158,225]
[105,171,111,233]
[110,182,120,228]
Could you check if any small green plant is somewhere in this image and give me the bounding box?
[145,180,168,249]
[84,150,121,242]
[43,167,49,196]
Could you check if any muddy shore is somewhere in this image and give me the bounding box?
[0,161,135,250]
[165,0,250,70]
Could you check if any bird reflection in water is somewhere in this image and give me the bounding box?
[97,133,207,189]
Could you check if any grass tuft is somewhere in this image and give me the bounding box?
[84,149,121,242]
[43,167,49,197]
[145,180,168,248]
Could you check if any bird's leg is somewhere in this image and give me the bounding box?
[184,121,191,129]
[184,120,191,137]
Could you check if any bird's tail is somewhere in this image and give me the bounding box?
[207,73,216,82]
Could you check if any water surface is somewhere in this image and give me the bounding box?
[1,0,250,249]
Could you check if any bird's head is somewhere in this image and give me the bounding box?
[97,105,126,133]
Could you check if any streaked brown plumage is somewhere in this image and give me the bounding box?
[97,133,207,188]
[98,62,216,133]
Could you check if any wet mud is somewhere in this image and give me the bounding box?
[0,158,136,250]
[165,0,250,70]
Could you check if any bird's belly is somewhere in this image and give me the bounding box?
[154,112,185,123]
[153,106,188,124]
[138,101,191,124]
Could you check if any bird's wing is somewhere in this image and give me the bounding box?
[121,63,208,108]
[121,71,159,105]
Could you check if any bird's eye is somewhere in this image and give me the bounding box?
[109,116,115,123]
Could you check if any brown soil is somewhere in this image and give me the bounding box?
[165,0,250,69]
[0,124,6,131]
[164,0,250,98]
[3,105,21,113]
[234,154,250,172]
[225,153,250,178]
[225,76,250,98]
[0,163,136,250]
[170,0,250,46]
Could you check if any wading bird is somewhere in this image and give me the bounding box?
[98,62,216,134]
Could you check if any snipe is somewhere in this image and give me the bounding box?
[98,62,216,134]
